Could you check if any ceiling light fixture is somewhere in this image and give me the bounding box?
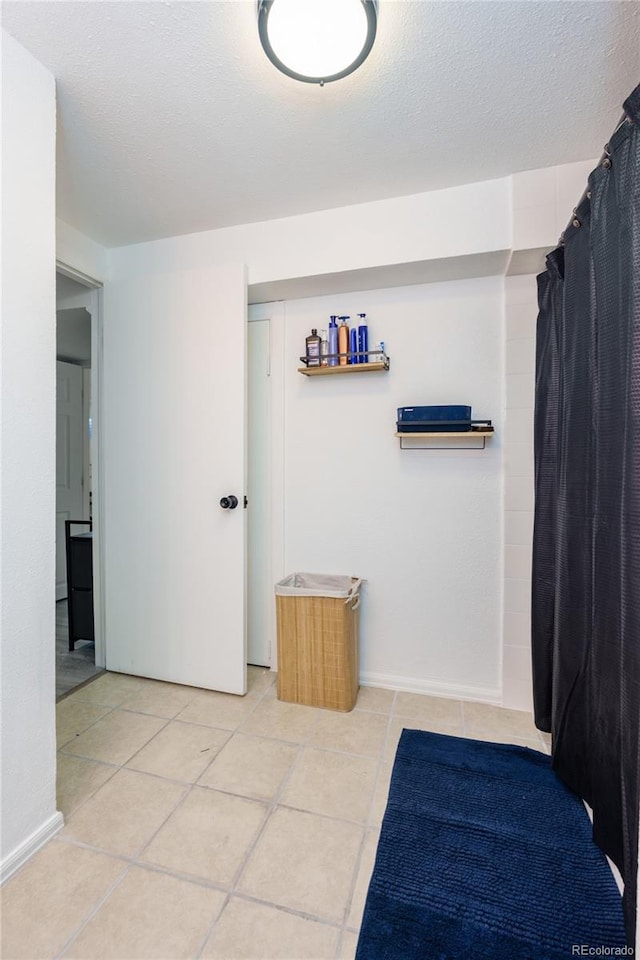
[257,0,378,86]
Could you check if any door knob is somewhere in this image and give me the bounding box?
[220,495,239,510]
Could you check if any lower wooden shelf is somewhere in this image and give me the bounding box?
[298,360,389,376]
[394,431,494,439]
[395,429,495,450]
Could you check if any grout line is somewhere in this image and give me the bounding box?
[237,713,320,878]
[133,768,228,867]
[130,673,281,878]
[56,751,121,772]
[55,835,232,896]
[369,687,397,828]
[340,815,372,951]
[195,732,304,960]
[193,894,231,958]
[99,714,176,767]
[270,798,371,831]
[56,702,120,750]
[54,862,131,960]
[195,888,347,960]
[228,887,343,929]
[185,676,279,787]
[54,834,132,866]
[59,676,278,786]
[336,688,399,956]
[58,688,210,726]
[54,829,368,938]
[124,725,231,778]
[231,736,311,892]
[218,732,387,762]
[352,703,396,716]
[57,758,121,822]
[194,726,313,958]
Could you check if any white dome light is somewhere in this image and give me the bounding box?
[258,0,378,85]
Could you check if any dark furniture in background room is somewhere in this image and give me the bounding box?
[65,520,94,651]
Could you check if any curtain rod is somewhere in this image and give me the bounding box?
[558,111,631,245]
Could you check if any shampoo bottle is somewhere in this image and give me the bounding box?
[349,327,358,364]
[306,328,321,367]
[357,313,368,363]
[338,317,349,366]
[328,316,339,367]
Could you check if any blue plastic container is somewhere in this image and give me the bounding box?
[396,405,472,433]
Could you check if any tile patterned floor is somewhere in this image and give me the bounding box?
[1,670,548,959]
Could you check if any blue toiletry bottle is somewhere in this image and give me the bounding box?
[357,313,368,364]
[328,316,339,367]
[350,326,358,364]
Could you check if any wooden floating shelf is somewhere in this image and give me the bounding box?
[298,361,389,377]
[394,430,494,439]
[395,427,495,450]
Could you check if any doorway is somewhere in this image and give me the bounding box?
[247,302,285,670]
[54,282,280,695]
[55,266,104,698]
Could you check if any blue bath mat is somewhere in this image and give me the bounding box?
[356,730,626,959]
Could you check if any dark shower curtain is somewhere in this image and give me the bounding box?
[532,84,640,943]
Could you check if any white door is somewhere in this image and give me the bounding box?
[247,318,271,666]
[56,361,84,600]
[104,264,247,694]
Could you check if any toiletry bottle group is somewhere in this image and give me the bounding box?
[304,312,380,366]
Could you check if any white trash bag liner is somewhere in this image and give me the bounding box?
[275,573,363,603]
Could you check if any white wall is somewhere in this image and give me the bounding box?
[104,158,599,707]
[109,177,511,288]
[512,159,599,252]
[0,30,62,879]
[502,275,537,711]
[104,175,512,703]
[283,279,504,700]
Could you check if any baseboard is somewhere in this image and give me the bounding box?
[0,811,64,885]
[359,671,502,705]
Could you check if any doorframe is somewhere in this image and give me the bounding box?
[56,261,106,670]
[82,367,91,520]
[248,301,285,671]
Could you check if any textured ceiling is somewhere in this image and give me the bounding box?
[3,1,639,247]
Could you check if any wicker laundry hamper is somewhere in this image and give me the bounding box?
[275,573,363,712]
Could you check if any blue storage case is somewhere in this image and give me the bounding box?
[397,405,472,433]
